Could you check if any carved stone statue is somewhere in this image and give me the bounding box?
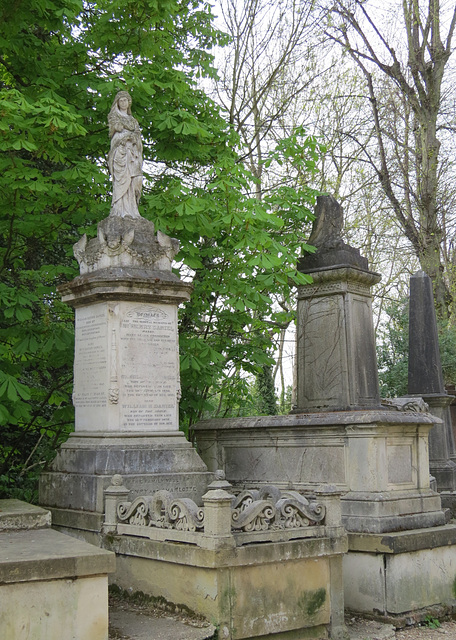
[73,91,181,274]
[108,91,143,218]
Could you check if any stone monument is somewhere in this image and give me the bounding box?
[39,91,211,539]
[295,195,381,411]
[193,195,456,620]
[195,197,444,531]
[407,270,456,508]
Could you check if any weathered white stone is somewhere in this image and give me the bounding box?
[0,499,51,531]
[0,500,115,640]
[193,411,446,533]
[108,532,348,640]
[0,576,109,640]
[108,91,143,220]
[295,267,381,411]
[73,300,180,433]
[344,525,456,615]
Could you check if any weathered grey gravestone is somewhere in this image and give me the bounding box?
[295,195,380,411]
[39,92,211,537]
[194,196,446,533]
[408,270,456,499]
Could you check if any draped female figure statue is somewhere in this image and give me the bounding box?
[108,91,143,218]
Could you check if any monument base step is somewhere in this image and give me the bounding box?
[40,470,212,513]
[39,430,213,513]
[344,524,456,616]
[341,489,448,533]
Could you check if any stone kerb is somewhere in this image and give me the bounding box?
[0,499,115,640]
[104,473,348,640]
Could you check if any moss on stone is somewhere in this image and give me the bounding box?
[299,588,327,617]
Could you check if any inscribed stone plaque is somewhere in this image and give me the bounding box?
[73,301,179,433]
[73,303,109,430]
[119,302,178,432]
[387,445,413,485]
[224,445,346,485]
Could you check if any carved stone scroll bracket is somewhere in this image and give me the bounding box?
[383,397,430,413]
[117,491,205,532]
[231,487,326,532]
[74,216,179,274]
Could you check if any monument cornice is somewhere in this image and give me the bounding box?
[192,409,440,433]
[58,267,193,307]
[300,264,381,286]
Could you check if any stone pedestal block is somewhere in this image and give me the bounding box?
[344,525,456,619]
[108,533,348,640]
[0,500,115,640]
[193,410,447,534]
[59,269,192,434]
[295,266,381,412]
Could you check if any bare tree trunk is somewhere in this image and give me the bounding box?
[326,0,456,317]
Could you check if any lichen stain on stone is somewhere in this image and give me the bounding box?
[452,575,456,598]
[298,588,327,616]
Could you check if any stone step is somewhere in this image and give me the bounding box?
[0,499,51,531]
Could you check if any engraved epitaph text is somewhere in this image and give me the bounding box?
[120,303,178,430]
[73,301,179,432]
[74,305,108,408]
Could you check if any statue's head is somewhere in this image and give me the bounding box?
[111,90,132,115]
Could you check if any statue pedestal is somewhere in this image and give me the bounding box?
[294,265,381,412]
[39,217,211,539]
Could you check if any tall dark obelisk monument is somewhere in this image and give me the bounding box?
[408,270,456,503]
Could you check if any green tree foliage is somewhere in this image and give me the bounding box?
[254,364,278,416]
[377,301,409,398]
[0,0,319,497]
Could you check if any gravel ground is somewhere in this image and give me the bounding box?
[347,616,456,640]
[109,590,456,640]
[395,620,456,640]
